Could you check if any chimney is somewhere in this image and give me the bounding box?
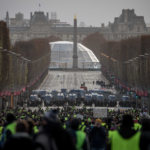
[124,9,128,23]
[101,23,105,28]
[6,11,9,27]
[47,12,49,19]
[30,12,32,21]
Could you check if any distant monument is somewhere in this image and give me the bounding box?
[72,14,78,68]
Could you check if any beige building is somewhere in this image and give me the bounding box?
[6,9,150,45]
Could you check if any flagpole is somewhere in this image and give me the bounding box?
[39,4,40,11]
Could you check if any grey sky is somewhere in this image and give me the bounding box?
[0,0,150,27]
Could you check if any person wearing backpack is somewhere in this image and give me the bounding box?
[34,110,76,150]
[89,119,106,150]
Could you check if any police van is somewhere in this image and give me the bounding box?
[44,94,53,106]
[108,95,116,100]
[30,95,38,106]
[97,94,104,101]
[91,93,98,100]
[84,94,92,101]
[57,93,65,101]
[68,94,77,101]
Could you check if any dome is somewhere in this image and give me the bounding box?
[49,41,100,68]
[31,12,48,23]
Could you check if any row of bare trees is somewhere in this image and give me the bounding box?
[0,21,61,93]
[82,32,150,93]
[0,21,11,91]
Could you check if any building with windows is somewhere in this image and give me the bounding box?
[6,9,150,45]
[50,41,100,68]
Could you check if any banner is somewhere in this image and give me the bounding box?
[93,108,107,118]
[76,114,83,120]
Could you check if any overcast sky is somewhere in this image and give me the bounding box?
[0,0,150,27]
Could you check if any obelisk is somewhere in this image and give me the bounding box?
[72,14,78,68]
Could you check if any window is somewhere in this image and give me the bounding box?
[137,26,140,32]
[121,26,124,31]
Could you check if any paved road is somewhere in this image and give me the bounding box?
[39,71,109,92]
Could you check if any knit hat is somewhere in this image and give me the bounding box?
[43,110,59,123]
[95,119,102,124]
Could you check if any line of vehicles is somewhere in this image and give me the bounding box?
[29,89,130,106]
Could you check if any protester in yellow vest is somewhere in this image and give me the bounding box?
[71,119,89,150]
[108,115,141,150]
[0,120,4,141]
[4,114,17,143]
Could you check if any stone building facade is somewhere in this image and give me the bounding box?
[6,9,150,45]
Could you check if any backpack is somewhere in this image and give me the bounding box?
[34,132,58,150]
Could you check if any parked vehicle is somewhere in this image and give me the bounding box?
[31,90,39,95]
[69,89,85,96]
[30,95,38,106]
[97,94,104,101]
[91,93,98,100]
[84,94,92,101]
[51,89,58,99]
[122,95,130,101]
[30,94,38,101]
[108,95,116,100]
[68,94,77,101]
[44,94,53,106]
[57,93,65,101]
[38,90,48,97]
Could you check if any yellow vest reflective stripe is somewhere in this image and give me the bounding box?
[81,126,86,132]
[76,131,86,150]
[0,126,3,140]
[78,125,82,130]
[111,131,141,150]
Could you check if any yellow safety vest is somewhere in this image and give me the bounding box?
[133,123,141,130]
[111,131,141,150]
[5,122,17,142]
[76,131,86,150]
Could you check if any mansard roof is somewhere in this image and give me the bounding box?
[31,11,49,24]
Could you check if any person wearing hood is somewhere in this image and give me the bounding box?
[33,110,76,150]
[140,117,150,150]
[108,115,141,150]
[3,121,33,150]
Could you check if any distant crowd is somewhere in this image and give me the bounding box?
[0,106,150,150]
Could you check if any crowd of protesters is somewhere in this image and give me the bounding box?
[0,106,150,150]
